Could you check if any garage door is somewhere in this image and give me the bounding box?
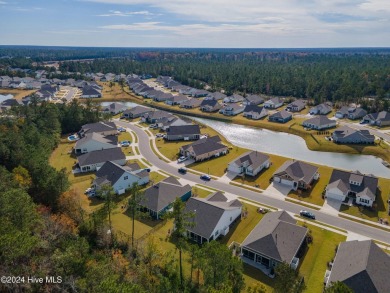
[326,191,345,201]
[281,179,294,186]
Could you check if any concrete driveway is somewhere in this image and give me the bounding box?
[321,198,342,216]
[265,182,292,199]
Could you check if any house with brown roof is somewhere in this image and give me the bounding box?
[272,160,319,190]
[241,211,308,272]
[325,240,390,293]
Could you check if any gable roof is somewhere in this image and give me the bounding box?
[104,102,127,112]
[75,132,118,148]
[303,116,335,127]
[167,124,201,136]
[365,111,390,123]
[181,98,202,107]
[181,135,222,152]
[273,160,318,184]
[140,176,191,213]
[201,99,219,107]
[328,240,390,293]
[231,151,270,170]
[80,121,117,134]
[245,94,264,104]
[244,104,266,114]
[332,126,375,142]
[181,135,227,157]
[123,106,151,116]
[185,192,242,239]
[265,97,283,105]
[94,161,141,187]
[327,170,378,200]
[242,211,307,263]
[82,85,101,96]
[144,110,173,121]
[269,110,292,120]
[77,147,125,166]
[288,99,306,108]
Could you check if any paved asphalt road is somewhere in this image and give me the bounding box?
[116,120,390,245]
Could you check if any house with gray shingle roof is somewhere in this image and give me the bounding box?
[243,104,268,120]
[268,110,292,123]
[140,176,192,219]
[363,111,390,127]
[325,170,378,207]
[180,98,202,109]
[79,121,117,137]
[166,124,201,141]
[325,240,390,293]
[165,94,189,106]
[206,92,227,101]
[241,210,308,271]
[264,97,283,109]
[93,161,149,195]
[80,85,101,98]
[228,151,270,177]
[309,103,332,115]
[219,103,245,116]
[123,106,151,119]
[286,99,306,112]
[224,94,244,103]
[103,102,127,115]
[272,160,319,190]
[244,95,264,106]
[77,147,126,172]
[180,135,228,162]
[348,107,367,120]
[142,110,173,124]
[185,192,242,244]
[303,116,337,130]
[332,126,375,144]
[153,92,174,102]
[200,99,222,112]
[74,132,118,154]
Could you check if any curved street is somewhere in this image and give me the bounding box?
[116,120,390,245]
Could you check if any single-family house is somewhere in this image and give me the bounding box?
[180,135,228,162]
[244,95,264,105]
[93,161,149,195]
[325,240,390,293]
[227,151,270,177]
[286,99,306,112]
[303,116,337,130]
[348,107,367,120]
[332,126,375,144]
[156,76,172,87]
[224,94,244,103]
[325,170,378,207]
[335,106,350,118]
[79,121,118,137]
[165,94,189,106]
[142,110,174,124]
[165,124,201,141]
[123,106,151,119]
[185,192,242,244]
[241,211,308,271]
[180,98,202,109]
[77,148,126,172]
[309,103,332,115]
[264,97,283,109]
[272,160,319,190]
[243,105,268,120]
[153,92,174,102]
[74,132,118,154]
[80,85,101,98]
[206,92,226,101]
[362,111,390,127]
[268,110,292,123]
[190,89,210,98]
[103,102,127,115]
[200,100,222,112]
[139,176,192,219]
[219,104,245,116]
[158,117,190,131]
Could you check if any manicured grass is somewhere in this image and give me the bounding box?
[285,198,321,210]
[149,171,168,185]
[141,158,153,166]
[338,213,390,232]
[296,221,347,293]
[229,182,263,193]
[243,264,275,293]
[339,177,390,223]
[130,131,139,143]
[237,197,277,211]
[134,146,140,155]
[126,159,148,169]
[233,153,289,189]
[195,184,221,192]
[150,140,170,162]
[295,217,347,234]
[119,131,133,154]
[192,186,214,198]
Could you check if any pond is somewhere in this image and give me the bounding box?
[101,101,139,108]
[192,117,390,178]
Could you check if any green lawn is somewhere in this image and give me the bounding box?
[192,186,214,198]
[339,177,390,223]
[288,165,333,206]
[149,171,168,185]
[119,131,133,154]
[126,159,148,169]
[297,221,346,293]
[233,154,289,189]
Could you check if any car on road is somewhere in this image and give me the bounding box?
[200,174,211,181]
[300,210,316,220]
[144,168,151,172]
[156,133,164,138]
[117,127,126,132]
[120,141,131,147]
[149,124,158,129]
[177,156,188,163]
[178,167,187,174]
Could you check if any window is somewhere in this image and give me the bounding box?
[230,217,232,222]
[360,198,369,204]
[215,230,219,236]
[124,176,128,180]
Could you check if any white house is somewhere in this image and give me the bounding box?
[302,116,337,130]
[264,97,283,109]
[228,151,270,177]
[243,105,268,120]
[184,192,242,244]
[325,170,378,207]
[77,148,126,172]
[93,161,149,195]
[74,132,118,154]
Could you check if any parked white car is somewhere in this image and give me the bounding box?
[177,156,188,163]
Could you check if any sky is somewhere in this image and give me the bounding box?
[0,0,389,48]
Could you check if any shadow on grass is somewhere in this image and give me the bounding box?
[288,180,321,200]
[243,263,276,288]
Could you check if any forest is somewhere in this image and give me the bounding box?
[1,47,390,104]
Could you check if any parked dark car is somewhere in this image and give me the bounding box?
[178,167,187,174]
[300,210,316,220]
[200,174,211,181]
[144,168,151,172]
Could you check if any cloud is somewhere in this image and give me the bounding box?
[11,7,43,12]
[97,9,158,17]
[0,1,7,4]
